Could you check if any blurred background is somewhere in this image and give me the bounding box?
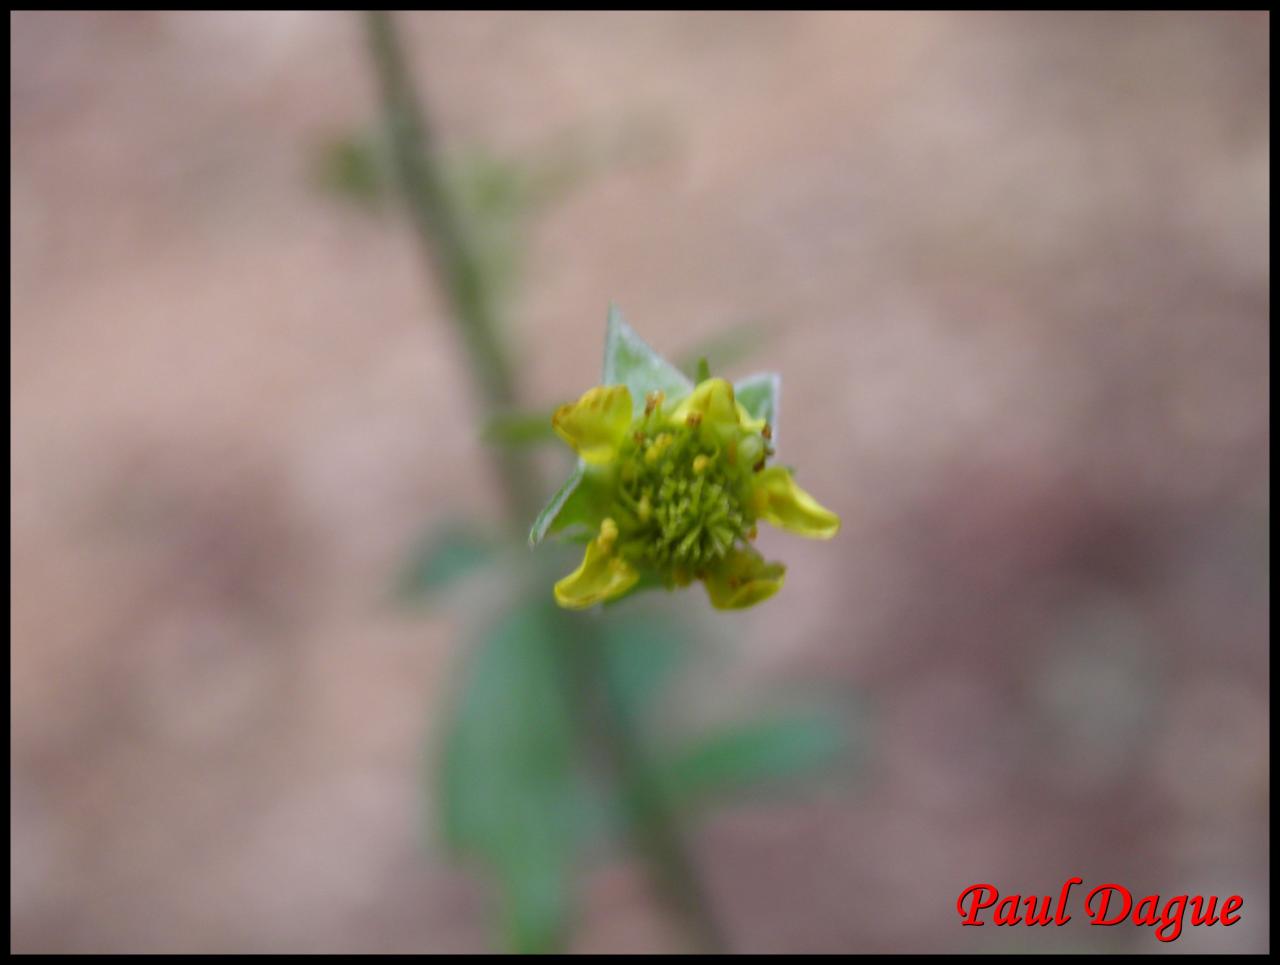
[10,10,1269,954]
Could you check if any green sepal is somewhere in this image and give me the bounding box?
[602,304,693,417]
[733,371,781,445]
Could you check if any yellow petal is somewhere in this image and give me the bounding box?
[552,385,633,465]
[734,401,766,435]
[702,549,786,610]
[671,378,740,431]
[554,519,640,609]
[752,467,840,539]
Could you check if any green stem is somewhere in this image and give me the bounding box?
[573,629,729,954]
[365,9,536,525]
[365,10,726,953]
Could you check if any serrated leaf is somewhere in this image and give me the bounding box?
[396,524,498,602]
[655,709,843,812]
[436,598,583,953]
[733,372,781,446]
[602,305,693,416]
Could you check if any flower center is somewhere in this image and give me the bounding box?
[612,409,766,575]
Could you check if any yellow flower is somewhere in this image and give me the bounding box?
[547,375,839,610]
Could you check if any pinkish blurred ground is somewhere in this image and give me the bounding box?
[11,11,1269,953]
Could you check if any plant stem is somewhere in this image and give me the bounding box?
[364,10,726,953]
[365,9,537,525]
[572,628,729,954]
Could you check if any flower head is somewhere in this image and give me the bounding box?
[531,309,839,611]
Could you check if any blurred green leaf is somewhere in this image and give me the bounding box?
[314,132,389,206]
[396,524,498,603]
[482,408,558,447]
[597,609,691,721]
[450,150,531,220]
[656,710,844,812]
[437,598,584,953]
[603,305,694,416]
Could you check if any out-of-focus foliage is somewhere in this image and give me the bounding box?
[595,609,690,722]
[434,574,847,951]
[655,710,846,813]
[314,132,391,208]
[437,596,583,953]
[316,129,602,317]
[395,523,500,603]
